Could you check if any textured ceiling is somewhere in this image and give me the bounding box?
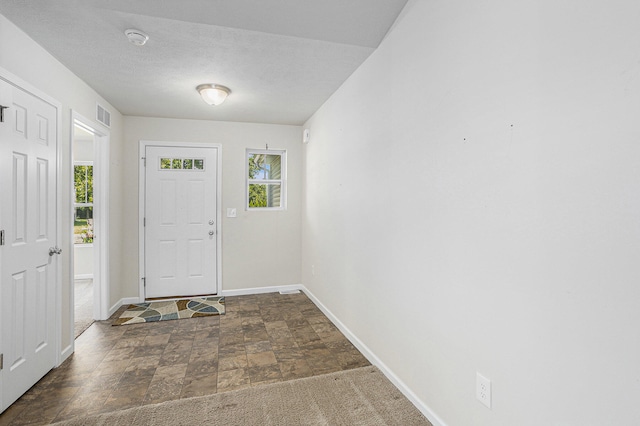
[0,0,408,125]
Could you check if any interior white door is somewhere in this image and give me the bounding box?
[144,146,218,299]
[0,79,58,413]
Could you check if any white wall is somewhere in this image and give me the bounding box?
[73,245,93,278]
[302,0,640,425]
[123,117,302,296]
[0,14,125,353]
[73,129,94,162]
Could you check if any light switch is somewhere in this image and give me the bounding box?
[226,208,237,218]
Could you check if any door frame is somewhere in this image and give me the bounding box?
[138,140,222,301]
[69,111,110,328]
[0,66,62,412]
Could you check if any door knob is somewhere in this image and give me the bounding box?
[209,230,214,236]
[48,246,62,256]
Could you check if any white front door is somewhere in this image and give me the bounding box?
[0,79,58,412]
[144,145,218,299]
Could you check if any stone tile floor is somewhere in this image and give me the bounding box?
[0,292,370,425]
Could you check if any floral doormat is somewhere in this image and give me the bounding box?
[113,296,225,326]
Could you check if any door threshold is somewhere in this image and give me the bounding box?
[145,293,219,302]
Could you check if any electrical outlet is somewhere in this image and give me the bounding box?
[476,372,491,409]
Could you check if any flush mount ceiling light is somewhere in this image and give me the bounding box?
[124,29,149,46]
[196,84,231,106]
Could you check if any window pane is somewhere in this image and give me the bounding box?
[74,206,94,244]
[265,155,281,179]
[160,158,171,169]
[194,159,204,169]
[183,159,193,169]
[248,154,281,180]
[74,165,93,203]
[172,158,182,169]
[86,166,94,203]
[249,183,281,208]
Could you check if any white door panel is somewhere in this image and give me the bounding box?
[144,146,218,299]
[1,79,58,413]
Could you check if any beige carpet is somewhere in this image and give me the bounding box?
[52,366,431,426]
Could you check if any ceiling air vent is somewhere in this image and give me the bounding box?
[96,103,111,128]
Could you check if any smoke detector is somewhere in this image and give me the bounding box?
[125,29,149,46]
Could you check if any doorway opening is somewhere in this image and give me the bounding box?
[72,125,94,337]
[71,112,110,340]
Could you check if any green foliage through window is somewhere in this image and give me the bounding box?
[160,157,204,170]
[74,164,94,244]
[248,155,267,207]
[249,183,267,207]
[74,165,93,204]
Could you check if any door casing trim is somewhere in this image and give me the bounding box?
[70,110,110,325]
[138,140,223,301]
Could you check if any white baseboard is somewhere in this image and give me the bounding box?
[221,284,304,297]
[302,286,448,426]
[108,297,141,317]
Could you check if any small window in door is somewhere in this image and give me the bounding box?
[160,157,205,171]
[246,149,286,210]
[73,163,93,244]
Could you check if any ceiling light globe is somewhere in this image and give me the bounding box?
[197,84,231,106]
[124,29,149,46]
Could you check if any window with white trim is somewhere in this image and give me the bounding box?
[73,162,94,244]
[246,149,286,210]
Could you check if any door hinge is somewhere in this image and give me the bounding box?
[143,218,146,227]
[0,353,3,370]
[0,229,4,246]
[141,156,146,167]
[142,277,146,287]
